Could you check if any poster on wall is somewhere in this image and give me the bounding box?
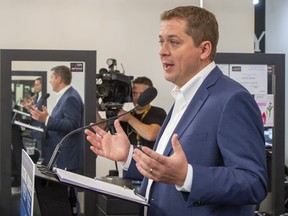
[229,64,268,95]
[254,94,274,127]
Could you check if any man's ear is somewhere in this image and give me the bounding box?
[57,76,62,83]
[199,41,212,60]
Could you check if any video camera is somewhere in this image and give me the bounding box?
[96,58,133,119]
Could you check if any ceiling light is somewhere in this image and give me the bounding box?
[253,0,259,5]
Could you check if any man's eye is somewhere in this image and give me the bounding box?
[170,40,179,45]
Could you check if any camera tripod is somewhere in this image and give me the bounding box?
[104,103,124,176]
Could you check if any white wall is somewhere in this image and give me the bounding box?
[0,0,254,177]
[266,0,288,165]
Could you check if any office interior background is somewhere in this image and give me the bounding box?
[0,0,287,214]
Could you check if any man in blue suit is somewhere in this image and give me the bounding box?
[31,65,84,172]
[85,6,268,216]
[31,65,84,215]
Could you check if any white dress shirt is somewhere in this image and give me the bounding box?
[36,91,42,103]
[45,85,71,126]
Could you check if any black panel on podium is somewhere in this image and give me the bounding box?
[96,194,140,216]
[94,176,141,216]
[35,166,73,216]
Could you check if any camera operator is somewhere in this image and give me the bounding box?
[96,76,166,181]
[118,77,167,181]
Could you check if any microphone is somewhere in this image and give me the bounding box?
[136,87,157,107]
[40,86,158,175]
[40,93,50,104]
[42,93,50,101]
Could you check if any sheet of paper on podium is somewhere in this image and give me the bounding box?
[54,168,149,206]
[13,120,44,132]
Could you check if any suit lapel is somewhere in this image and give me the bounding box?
[160,67,222,156]
[162,91,209,156]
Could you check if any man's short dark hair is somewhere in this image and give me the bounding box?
[161,6,219,61]
[51,65,72,85]
[133,76,153,87]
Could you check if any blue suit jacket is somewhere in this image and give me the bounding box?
[139,67,267,216]
[44,87,84,171]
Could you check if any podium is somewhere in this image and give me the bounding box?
[18,145,147,216]
[34,165,146,216]
[18,141,147,216]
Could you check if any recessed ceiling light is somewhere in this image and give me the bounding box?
[253,0,259,5]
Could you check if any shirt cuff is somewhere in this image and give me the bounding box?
[121,145,134,171]
[45,115,50,126]
[175,164,193,192]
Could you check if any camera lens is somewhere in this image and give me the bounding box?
[97,85,109,97]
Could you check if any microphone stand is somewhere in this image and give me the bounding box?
[104,103,124,176]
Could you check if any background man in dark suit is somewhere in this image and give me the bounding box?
[31,77,45,159]
[85,6,268,216]
[21,77,45,161]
